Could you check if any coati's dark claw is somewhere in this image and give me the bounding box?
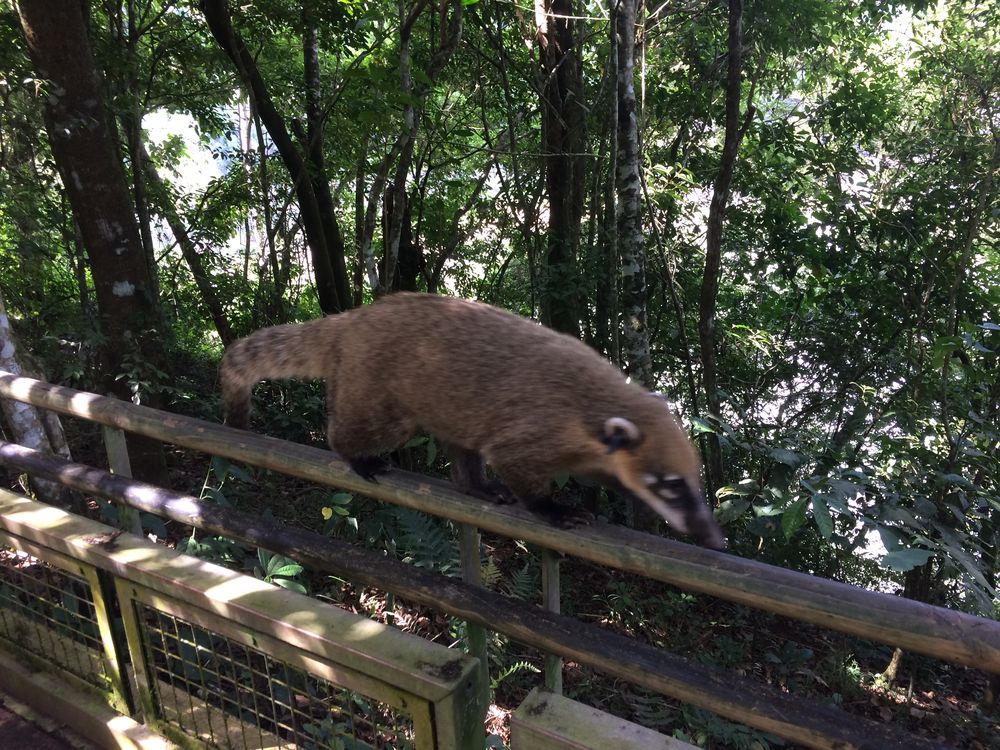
[466,478,518,505]
[349,455,392,482]
[528,499,593,529]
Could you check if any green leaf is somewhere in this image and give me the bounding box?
[882,549,933,572]
[878,526,904,551]
[937,473,973,489]
[717,479,759,497]
[769,448,803,467]
[329,491,353,506]
[690,417,715,434]
[273,578,307,594]
[715,497,751,525]
[211,456,231,481]
[781,498,809,540]
[270,563,304,578]
[811,495,833,539]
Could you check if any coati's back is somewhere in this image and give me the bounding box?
[330,294,664,455]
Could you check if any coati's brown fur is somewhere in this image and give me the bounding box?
[221,293,724,548]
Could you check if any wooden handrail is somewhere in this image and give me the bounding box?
[0,441,950,750]
[1,370,998,676]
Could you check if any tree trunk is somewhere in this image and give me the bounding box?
[614,0,652,388]
[17,0,167,485]
[536,0,586,336]
[381,190,423,292]
[881,561,933,682]
[302,6,352,311]
[249,105,286,323]
[698,0,746,497]
[201,0,347,314]
[0,290,73,507]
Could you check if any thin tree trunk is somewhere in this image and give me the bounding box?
[250,105,285,322]
[17,0,167,485]
[536,0,586,336]
[698,0,747,497]
[353,135,369,306]
[302,6,352,310]
[881,562,933,682]
[615,0,652,387]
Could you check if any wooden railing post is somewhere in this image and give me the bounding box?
[541,548,563,694]
[101,426,142,536]
[459,523,491,714]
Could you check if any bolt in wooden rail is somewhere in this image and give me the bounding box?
[1,371,997,675]
[0,441,953,750]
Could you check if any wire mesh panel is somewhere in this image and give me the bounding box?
[0,492,482,750]
[132,602,416,750]
[0,546,111,692]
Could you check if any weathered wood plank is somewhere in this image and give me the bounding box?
[1,371,997,675]
[511,687,695,750]
[541,549,563,694]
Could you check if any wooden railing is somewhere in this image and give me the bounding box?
[0,490,482,750]
[2,370,998,749]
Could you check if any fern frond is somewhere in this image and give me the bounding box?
[503,560,539,601]
[480,556,502,589]
[394,507,459,574]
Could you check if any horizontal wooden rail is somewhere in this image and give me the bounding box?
[0,441,949,750]
[1,371,999,676]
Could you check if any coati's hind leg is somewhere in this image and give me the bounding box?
[447,446,516,504]
[490,460,592,529]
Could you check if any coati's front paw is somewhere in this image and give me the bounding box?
[529,499,594,529]
[466,478,518,505]
[349,455,392,482]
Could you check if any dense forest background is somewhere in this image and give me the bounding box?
[1,0,998,746]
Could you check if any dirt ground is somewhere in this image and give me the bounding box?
[0,700,79,750]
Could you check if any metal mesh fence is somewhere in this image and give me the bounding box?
[135,603,416,750]
[0,547,111,691]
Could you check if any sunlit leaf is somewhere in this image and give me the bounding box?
[811,495,833,539]
[781,498,809,540]
[882,548,933,572]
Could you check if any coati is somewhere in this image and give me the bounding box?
[221,292,725,549]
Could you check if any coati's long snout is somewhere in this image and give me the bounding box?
[597,414,726,550]
[220,292,726,549]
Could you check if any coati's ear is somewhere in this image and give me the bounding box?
[602,417,642,452]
